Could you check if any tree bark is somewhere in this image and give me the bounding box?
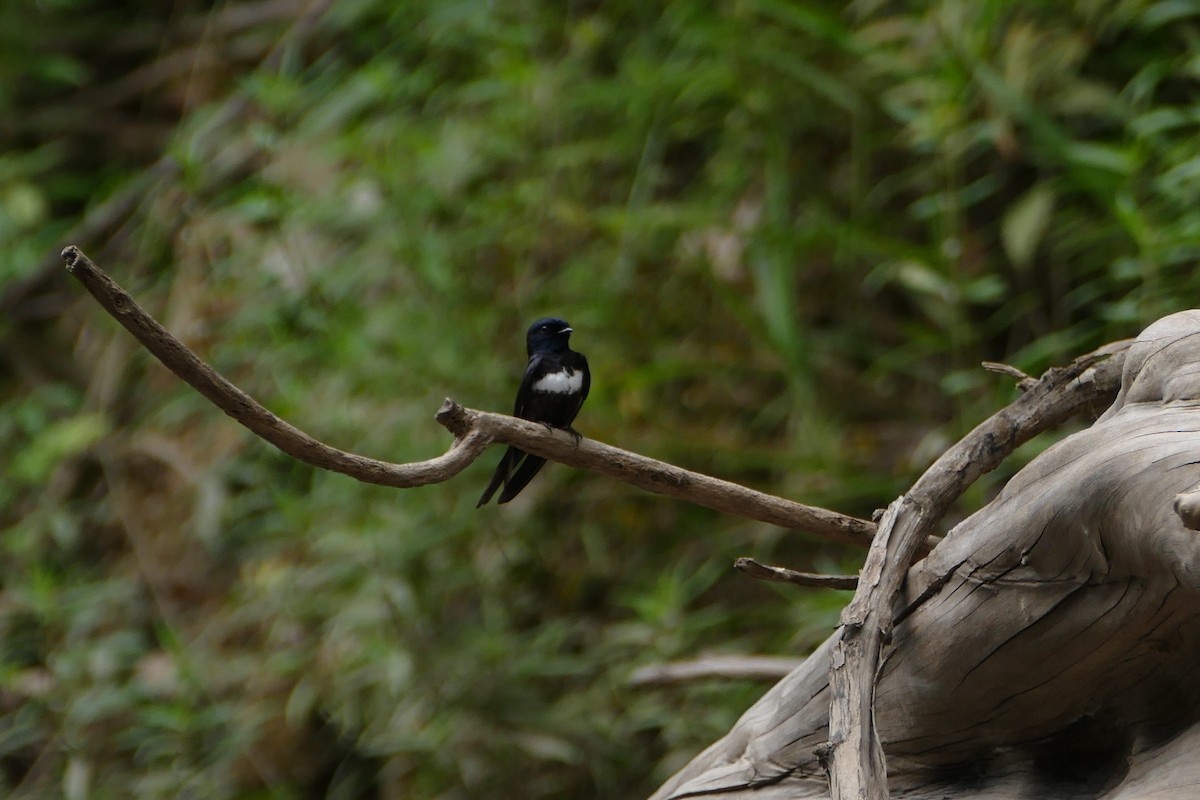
[650,311,1200,800]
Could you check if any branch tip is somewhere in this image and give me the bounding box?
[436,399,474,438]
[982,361,1036,391]
[61,244,83,272]
[735,557,859,590]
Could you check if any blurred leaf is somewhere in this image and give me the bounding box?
[1002,183,1055,269]
[11,412,108,485]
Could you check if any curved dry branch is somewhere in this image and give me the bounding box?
[62,246,489,487]
[61,245,879,547]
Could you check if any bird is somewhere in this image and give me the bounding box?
[477,317,590,506]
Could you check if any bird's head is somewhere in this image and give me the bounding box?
[526,317,573,354]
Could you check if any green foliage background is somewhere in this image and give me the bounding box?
[3,1,1199,797]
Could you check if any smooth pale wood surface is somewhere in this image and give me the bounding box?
[649,311,1200,800]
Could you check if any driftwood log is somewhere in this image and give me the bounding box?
[651,311,1200,800]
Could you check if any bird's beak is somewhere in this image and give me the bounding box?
[563,327,573,334]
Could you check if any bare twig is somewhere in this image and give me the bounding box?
[61,246,880,547]
[982,360,1036,391]
[824,339,1130,800]
[630,655,804,687]
[734,557,858,590]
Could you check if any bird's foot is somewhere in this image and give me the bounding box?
[565,426,583,445]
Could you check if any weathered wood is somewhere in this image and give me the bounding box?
[650,312,1200,800]
[826,338,1131,799]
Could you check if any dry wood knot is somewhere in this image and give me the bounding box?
[435,398,473,437]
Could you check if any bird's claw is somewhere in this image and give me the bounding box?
[538,422,582,445]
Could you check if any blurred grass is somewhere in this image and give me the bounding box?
[3,0,1200,798]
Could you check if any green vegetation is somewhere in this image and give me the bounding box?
[4,1,1200,797]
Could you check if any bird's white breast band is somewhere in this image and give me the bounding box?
[533,369,584,394]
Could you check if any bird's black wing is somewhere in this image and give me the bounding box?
[512,353,548,418]
[489,354,554,504]
[477,355,546,507]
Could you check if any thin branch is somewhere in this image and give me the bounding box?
[981,360,1035,391]
[61,246,880,547]
[630,655,804,687]
[437,401,882,549]
[734,557,858,590]
[824,338,1130,800]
